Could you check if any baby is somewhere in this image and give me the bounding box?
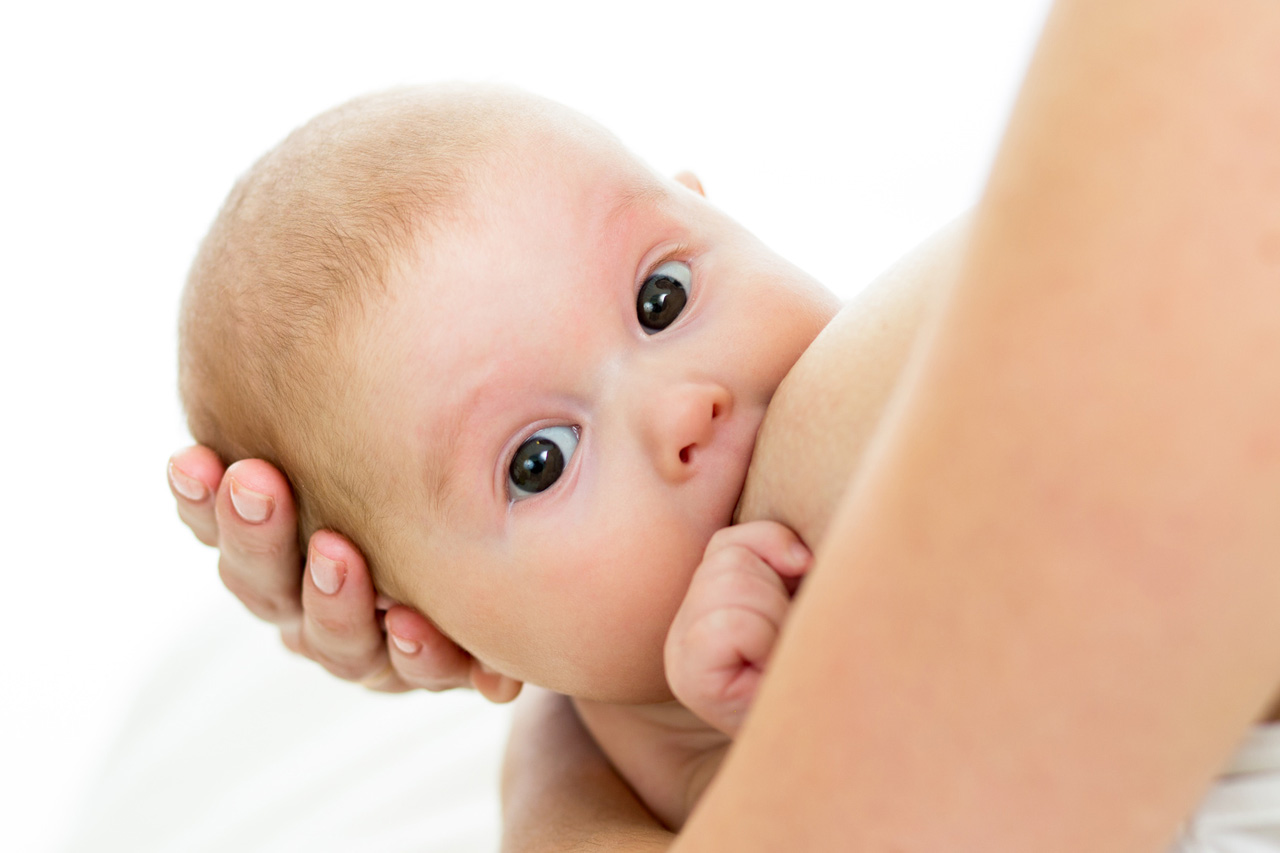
[180,84,846,828]
[180,84,1280,843]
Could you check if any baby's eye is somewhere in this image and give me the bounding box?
[636,260,692,334]
[508,425,579,499]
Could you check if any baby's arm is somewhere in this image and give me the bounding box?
[514,532,814,833]
[502,689,674,852]
[664,521,811,736]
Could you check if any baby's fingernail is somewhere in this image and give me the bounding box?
[168,461,207,502]
[390,632,420,655]
[309,550,345,595]
[790,543,810,566]
[228,478,274,523]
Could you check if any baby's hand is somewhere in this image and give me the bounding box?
[664,521,811,737]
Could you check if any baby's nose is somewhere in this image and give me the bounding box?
[643,382,733,482]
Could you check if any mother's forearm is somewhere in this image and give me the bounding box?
[682,1,1280,851]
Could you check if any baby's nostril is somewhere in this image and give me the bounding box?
[679,446,691,464]
[711,403,721,419]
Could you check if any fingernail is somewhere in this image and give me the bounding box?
[309,549,345,595]
[390,632,420,655]
[168,461,207,502]
[790,543,810,566]
[228,478,273,523]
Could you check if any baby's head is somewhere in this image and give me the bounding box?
[180,85,838,704]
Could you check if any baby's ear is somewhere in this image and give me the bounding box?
[470,660,523,704]
[674,170,705,197]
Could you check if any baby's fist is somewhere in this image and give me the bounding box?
[664,521,811,736]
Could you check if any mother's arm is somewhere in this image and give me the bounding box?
[678,1,1280,851]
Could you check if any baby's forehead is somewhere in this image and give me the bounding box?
[342,106,678,479]
[470,117,666,210]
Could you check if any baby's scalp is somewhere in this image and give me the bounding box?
[178,85,598,579]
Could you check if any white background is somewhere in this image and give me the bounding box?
[0,1,1051,849]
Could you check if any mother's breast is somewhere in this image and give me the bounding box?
[734,218,968,551]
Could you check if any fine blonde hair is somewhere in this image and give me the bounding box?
[179,85,541,567]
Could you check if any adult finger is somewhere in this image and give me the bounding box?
[213,458,304,626]
[167,445,226,547]
[297,529,404,688]
[385,605,475,692]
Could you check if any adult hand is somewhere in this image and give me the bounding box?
[167,445,473,692]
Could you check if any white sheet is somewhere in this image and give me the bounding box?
[1172,724,1280,853]
[68,603,1280,852]
[62,606,511,852]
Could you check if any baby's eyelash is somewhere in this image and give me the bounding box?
[640,243,696,282]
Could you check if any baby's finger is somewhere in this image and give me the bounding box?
[297,530,399,686]
[385,606,476,692]
[683,543,796,631]
[213,459,303,626]
[168,445,225,547]
[705,520,812,579]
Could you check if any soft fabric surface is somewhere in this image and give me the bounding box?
[66,603,1280,852]
[1172,724,1280,852]
[63,605,511,852]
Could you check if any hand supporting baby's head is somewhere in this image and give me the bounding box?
[180,84,837,705]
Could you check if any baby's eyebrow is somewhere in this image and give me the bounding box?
[606,179,667,228]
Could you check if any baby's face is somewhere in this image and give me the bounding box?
[354,127,839,703]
